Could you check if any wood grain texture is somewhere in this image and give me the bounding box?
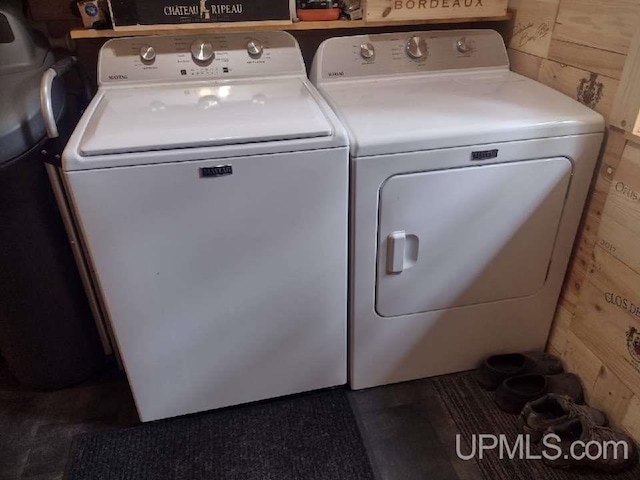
[548,304,573,353]
[590,364,635,426]
[628,132,640,146]
[598,142,640,272]
[611,25,640,133]
[571,245,640,400]
[553,0,640,55]
[507,0,559,57]
[538,59,619,120]
[507,47,542,79]
[622,395,640,441]
[561,331,603,401]
[365,0,508,22]
[548,38,627,80]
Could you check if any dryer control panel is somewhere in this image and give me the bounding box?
[311,29,509,83]
[99,31,306,85]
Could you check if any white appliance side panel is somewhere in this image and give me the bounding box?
[65,148,348,422]
[376,158,572,317]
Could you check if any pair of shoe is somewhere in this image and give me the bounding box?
[522,393,638,472]
[477,352,583,413]
[477,352,638,472]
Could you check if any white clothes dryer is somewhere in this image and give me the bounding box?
[311,29,604,390]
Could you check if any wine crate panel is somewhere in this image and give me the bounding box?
[538,59,619,120]
[553,0,639,55]
[598,142,640,272]
[571,245,640,399]
[365,0,508,22]
[508,0,560,57]
[611,25,640,133]
[548,38,626,80]
[508,47,542,80]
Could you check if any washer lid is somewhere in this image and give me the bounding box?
[320,71,605,158]
[79,78,332,156]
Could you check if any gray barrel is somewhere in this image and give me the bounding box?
[0,1,104,389]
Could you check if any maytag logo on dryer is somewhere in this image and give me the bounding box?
[328,71,345,77]
[108,74,128,80]
[200,165,233,178]
[471,149,499,161]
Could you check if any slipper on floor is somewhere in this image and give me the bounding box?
[476,352,564,391]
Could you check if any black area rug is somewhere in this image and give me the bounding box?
[66,389,374,480]
[433,371,640,480]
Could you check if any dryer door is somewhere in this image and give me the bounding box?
[376,157,572,317]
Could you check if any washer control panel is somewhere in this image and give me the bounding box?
[313,29,509,82]
[99,31,304,85]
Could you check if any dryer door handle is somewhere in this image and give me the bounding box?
[387,231,406,274]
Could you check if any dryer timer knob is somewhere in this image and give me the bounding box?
[456,37,471,53]
[406,36,428,60]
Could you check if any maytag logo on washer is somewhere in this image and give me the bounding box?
[200,165,233,178]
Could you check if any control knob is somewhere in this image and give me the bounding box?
[456,37,471,54]
[406,36,428,60]
[247,39,264,58]
[191,39,215,64]
[139,45,156,63]
[360,42,375,60]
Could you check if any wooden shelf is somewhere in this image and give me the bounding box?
[69,14,512,39]
[626,131,640,147]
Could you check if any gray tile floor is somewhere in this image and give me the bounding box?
[0,360,480,480]
[347,380,484,480]
[0,362,138,480]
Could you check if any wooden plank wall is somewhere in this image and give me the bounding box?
[507,0,640,441]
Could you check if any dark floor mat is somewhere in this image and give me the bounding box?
[433,371,640,480]
[65,389,374,480]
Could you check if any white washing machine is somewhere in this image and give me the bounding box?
[310,29,604,390]
[62,32,349,421]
